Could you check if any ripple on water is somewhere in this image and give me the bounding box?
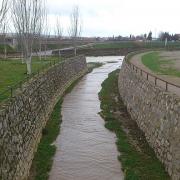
[49,56,124,180]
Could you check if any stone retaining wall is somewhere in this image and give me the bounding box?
[0,56,87,180]
[118,59,180,180]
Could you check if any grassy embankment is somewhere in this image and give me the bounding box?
[99,69,170,180]
[28,99,62,180]
[93,41,180,49]
[0,44,16,53]
[142,52,180,77]
[28,62,103,180]
[0,56,62,102]
[87,62,104,72]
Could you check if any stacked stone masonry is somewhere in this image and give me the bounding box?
[0,56,87,180]
[118,59,180,180]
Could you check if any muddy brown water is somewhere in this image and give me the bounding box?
[49,56,124,180]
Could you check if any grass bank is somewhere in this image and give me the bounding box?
[28,62,102,180]
[98,69,170,180]
[93,41,180,49]
[142,52,180,77]
[0,44,16,53]
[0,56,62,102]
[28,99,62,180]
[87,62,104,72]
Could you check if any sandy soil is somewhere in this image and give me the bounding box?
[159,51,180,71]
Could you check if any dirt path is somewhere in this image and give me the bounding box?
[130,52,180,96]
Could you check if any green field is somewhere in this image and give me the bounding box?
[142,52,180,77]
[93,41,180,49]
[29,99,62,180]
[0,44,16,53]
[0,56,62,102]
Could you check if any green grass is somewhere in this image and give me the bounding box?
[0,44,16,53]
[99,69,170,180]
[93,41,180,49]
[0,56,62,102]
[29,99,62,180]
[142,52,180,77]
[87,62,103,72]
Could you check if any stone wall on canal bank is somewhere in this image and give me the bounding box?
[0,56,87,180]
[118,59,180,180]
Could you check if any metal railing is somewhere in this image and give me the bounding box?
[125,51,180,93]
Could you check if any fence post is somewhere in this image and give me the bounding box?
[155,77,157,85]
[146,73,148,80]
[166,82,168,91]
[10,87,13,98]
[19,81,22,90]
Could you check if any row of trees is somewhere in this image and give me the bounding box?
[158,32,179,41]
[0,0,82,74]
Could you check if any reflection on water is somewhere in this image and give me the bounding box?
[49,56,124,180]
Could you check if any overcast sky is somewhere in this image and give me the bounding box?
[47,0,180,37]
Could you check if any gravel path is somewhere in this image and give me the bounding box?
[130,51,180,97]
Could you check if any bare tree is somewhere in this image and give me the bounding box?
[36,1,46,60]
[43,15,50,60]
[55,15,63,58]
[44,30,50,60]
[12,0,46,75]
[0,0,9,59]
[2,18,8,59]
[68,6,82,56]
[0,0,9,27]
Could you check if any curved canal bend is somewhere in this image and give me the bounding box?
[49,56,124,180]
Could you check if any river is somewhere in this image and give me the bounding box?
[49,56,124,180]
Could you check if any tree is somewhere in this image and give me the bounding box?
[147,31,152,41]
[2,17,9,59]
[68,6,82,56]
[12,0,46,75]
[158,32,173,41]
[0,0,9,27]
[0,0,9,59]
[144,33,147,40]
[172,34,179,41]
[55,15,63,58]
[43,16,50,60]
[36,2,46,61]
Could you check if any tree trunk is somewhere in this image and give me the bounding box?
[21,52,25,64]
[59,50,61,59]
[165,38,167,47]
[4,45,7,59]
[26,56,32,75]
[39,43,42,60]
[44,44,47,60]
[74,47,77,56]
